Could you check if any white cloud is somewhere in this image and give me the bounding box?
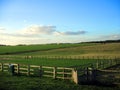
[54,30,86,36]
[1,25,119,45]
[17,25,86,36]
[62,30,86,35]
[18,25,56,35]
[0,33,50,45]
[98,34,120,40]
[0,25,88,45]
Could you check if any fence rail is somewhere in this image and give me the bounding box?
[0,55,120,61]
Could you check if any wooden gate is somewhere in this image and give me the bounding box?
[95,64,120,85]
[76,64,120,85]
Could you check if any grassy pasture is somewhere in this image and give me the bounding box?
[0,43,119,57]
[1,72,119,90]
[0,43,120,67]
[0,43,120,90]
[13,43,120,58]
[0,58,98,67]
[0,43,93,55]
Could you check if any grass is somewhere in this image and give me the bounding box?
[0,43,120,90]
[0,58,98,67]
[38,43,120,56]
[0,72,119,90]
[0,43,120,60]
[0,43,93,55]
[3,43,120,57]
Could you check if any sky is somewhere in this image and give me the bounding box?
[0,0,120,45]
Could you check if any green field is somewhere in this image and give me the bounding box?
[0,43,120,90]
[0,43,119,57]
[0,43,86,55]
[0,58,98,67]
[0,72,120,90]
[0,43,120,67]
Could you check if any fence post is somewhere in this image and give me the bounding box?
[17,64,19,74]
[27,65,30,76]
[115,57,118,65]
[87,56,89,60]
[102,61,105,69]
[1,63,3,72]
[100,61,103,69]
[53,67,56,79]
[63,68,65,79]
[86,67,89,81]
[110,59,112,66]
[111,59,113,65]
[86,67,96,82]
[72,68,78,84]
[83,56,84,60]
[39,66,42,77]
[96,61,99,69]
[0,63,2,71]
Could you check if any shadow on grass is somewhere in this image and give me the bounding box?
[78,74,119,87]
[79,80,118,87]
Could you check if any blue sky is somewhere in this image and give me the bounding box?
[0,0,120,45]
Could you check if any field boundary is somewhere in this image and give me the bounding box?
[0,63,75,81]
[0,58,120,84]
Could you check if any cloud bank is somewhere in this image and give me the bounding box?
[0,25,119,45]
[0,25,87,45]
[98,34,120,40]
[17,25,86,36]
[18,25,56,35]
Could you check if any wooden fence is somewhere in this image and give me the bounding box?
[0,63,78,83]
[0,59,120,84]
[72,58,120,70]
[0,55,120,60]
[75,59,120,84]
